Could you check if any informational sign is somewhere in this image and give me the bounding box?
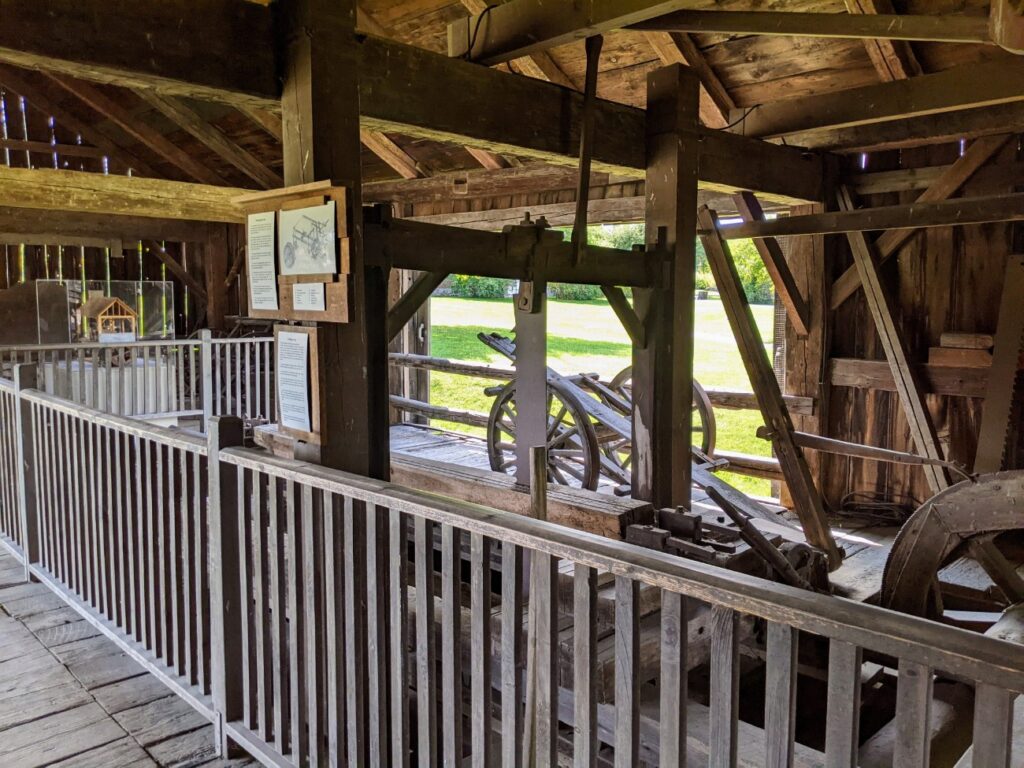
[279,201,337,276]
[277,330,311,433]
[293,283,326,312]
[247,211,278,310]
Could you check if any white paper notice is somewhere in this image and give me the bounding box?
[247,212,278,310]
[277,331,311,433]
[293,283,326,312]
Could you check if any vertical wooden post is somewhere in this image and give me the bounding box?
[207,415,245,755]
[633,64,700,510]
[203,226,229,332]
[280,0,390,481]
[13,363,38,579]
[514,280,548,485]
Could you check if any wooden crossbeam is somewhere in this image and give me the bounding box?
[845,0,923,81]
[387,271,448,343]
[836,186,950,493]
[0,64,159,176]
[0,206,213,243]
[630,10,993,43]
[0,165,246,222]
[134,90,283,189]
[0,138,106,160]
[696,205,840,565]
[643,32,734,128]
[721,190,1024,240]
[732,192,810,337]
[46,75,227,185]
[732,60,1024,140]
[830,133,1011,309]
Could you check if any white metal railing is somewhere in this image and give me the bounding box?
[0,365,1022,767]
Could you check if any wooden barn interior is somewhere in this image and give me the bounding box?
[0,1,1022,766]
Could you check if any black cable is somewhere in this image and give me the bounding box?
[464,5,497,60]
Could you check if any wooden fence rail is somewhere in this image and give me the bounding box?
[0,368,1022,767]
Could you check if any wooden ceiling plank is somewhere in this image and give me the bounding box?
[830,133,1011,308]
[644,31,733,128]
[0,64,159,177]
[845,0,923,81]
[134,90,282,189]
[359,129,426,180]
[629,10,993,44]
[734,59,1024,140]
[0,165,246,222]
[46,75,227,185]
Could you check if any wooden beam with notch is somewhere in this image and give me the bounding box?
[643,32,734,128]
[630,10,993,44]
[388,271,449,343]
[731,60,1024,141]
[46,74,227,185]
[837,185,950,493]
[732,191,810,337]
[830,133,1011,309]
[133,90,283,189]
[600,285,645,347]
[845,0,923,81]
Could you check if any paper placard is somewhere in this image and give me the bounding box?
[279,201,337,276]
[293,282,326,312]
[247,211,278,310]
[277,330,311,433]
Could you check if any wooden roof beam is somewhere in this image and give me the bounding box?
[359,129,428,179]
[0,1,827,202]
[644,32,734,128]
[450,4,993,63]
[629,10,993,44]
[845,0,923,81]
[134,90,283,189]
[0,64,159,177]
[732,59,1024,140]
[46,75,227,185]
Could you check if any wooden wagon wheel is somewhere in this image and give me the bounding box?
[880,471,1024,625]
[486,379,602,491]
[607,366,717,456]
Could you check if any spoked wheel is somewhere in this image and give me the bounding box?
[880,471,1024,628]
[486,379,602,491]
[607,366,717,456]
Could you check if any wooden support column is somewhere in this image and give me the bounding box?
[280,0,389,480]
[202,225,229,331]
[633,64,699,510]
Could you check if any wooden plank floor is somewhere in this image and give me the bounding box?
[0,549,257,768]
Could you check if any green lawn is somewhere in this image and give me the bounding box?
[427,296,775,496]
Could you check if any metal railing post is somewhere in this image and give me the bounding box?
[207,415,245,755]
[13,363,39,580]
[200,330,214,430]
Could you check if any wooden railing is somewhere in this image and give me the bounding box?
[1,365,1022,767]
[0,333,275,425]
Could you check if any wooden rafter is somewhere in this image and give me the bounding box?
[830,133,1011,308]
[46,75,227,185]
[237,105,283,142]
[845,0,923,81]
[133,90,283,189]
[359,129,427,180]
[0,64,159,177]
[836,186,950,493]
[732,59,1024,140]
[643,32,734,128]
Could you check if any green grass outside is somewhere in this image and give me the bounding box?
[427,296,776,496]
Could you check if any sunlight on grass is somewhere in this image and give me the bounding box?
[426,296,776,496]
